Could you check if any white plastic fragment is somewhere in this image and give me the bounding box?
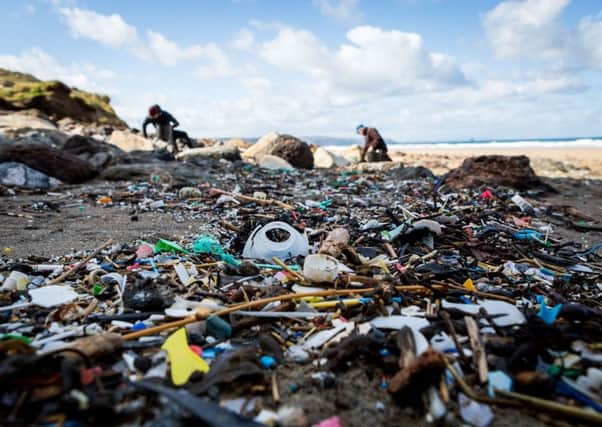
[303,254,339,283]
[243,221,309,260]
[441,299,526,327]
[458,393,494,427]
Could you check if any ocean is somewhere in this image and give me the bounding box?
[301,136,602,151]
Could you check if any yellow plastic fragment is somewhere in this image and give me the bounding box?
[161,328,209,386]
[463,278,476,292]
[310,298,362,309]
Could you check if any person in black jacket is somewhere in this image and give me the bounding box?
[142,105,192,153]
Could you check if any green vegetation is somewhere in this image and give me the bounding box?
[0,67,126,126]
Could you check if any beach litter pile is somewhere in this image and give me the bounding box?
[0,164,601,427]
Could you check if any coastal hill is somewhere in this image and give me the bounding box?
[0,68,126,128]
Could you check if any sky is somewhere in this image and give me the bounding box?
[1,0,601,141]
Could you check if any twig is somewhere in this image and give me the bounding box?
[272,257,306,283]
[47,239,114,285]
[441,311,471,365]
[494,389,602,426]
[465,316,488,384]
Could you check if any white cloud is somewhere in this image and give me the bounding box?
[314,0,362,22]
[231,28,255,50]
[0,47,114,92]
[483,0,602,68]
[146,30,203,66]
[59,7,138,48]
[59,7,206,66]
[260,25,467,99]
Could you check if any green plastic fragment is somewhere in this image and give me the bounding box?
[155,239,189,254]
[92,283,105,295]
[0,333,32,344]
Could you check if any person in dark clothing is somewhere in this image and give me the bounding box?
[356,124,391,162]
[142,105,192,153]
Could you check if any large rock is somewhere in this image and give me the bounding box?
[242,131,279,160]
[243,132,314,169]
[175,145,241,162]
[0,162,61,189]
[443,155,551,190]
[62,135,125,169]
[258,154,294,171]
[0,141,98,183]
[313,147,350,168]
[0,111,57,131]
[100,162,212,186]
[108,130,154,152]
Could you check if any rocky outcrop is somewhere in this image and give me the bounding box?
[62,135,125,169]
[443,155,552,190]
[243,132,314,169]
[0,68,126,127]
[100,162,212,186]
[0,141,98,183]
[175,145,241,162]
[0,111,57,132]
[108,130,154,152]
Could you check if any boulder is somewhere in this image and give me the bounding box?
[313,147,350,168]
[443,155,552,190]
[268,135,314,169]
[175,145,241,162]
[108,130,154,152]
[62,134,125,169]
[100,162,212,186]
[242,131,279,160]
[0,141,98,183]
[0,111,57,132]
[258,154,294,171]
[242,132,314,169]
[0,162,61,189]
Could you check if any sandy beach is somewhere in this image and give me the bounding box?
[387,145,602,179]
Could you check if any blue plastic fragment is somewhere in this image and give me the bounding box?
[536,295,563,324]
[131,321,146,331]
[487,371,513,397]
[99,262,116,272]
[379,348,391,357]
[391,296,403,304]
[260,355,277,369]
[513,229,542,241]
[459,295,473,304]
[556,379,602,412]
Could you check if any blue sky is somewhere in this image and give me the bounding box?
[1,0,602,141]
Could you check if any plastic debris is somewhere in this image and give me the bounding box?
[242,221,309,260]
[161,328,209,386]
